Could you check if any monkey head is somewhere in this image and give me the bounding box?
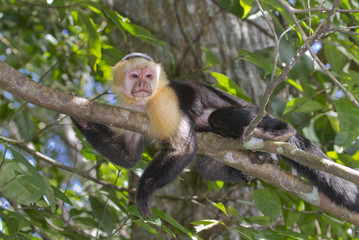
[112,53,168,106]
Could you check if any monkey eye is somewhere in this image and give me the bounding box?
[145,74,153,79]
[130,73,139,79]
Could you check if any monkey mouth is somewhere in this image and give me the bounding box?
[132,90,152,97]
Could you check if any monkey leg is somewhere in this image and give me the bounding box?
[209,107,296,142]
[136,137,197,218]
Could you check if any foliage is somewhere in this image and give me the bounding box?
[0,0,358,239]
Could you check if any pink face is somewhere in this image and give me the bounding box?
[122,67,157,100]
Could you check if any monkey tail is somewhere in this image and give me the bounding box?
[285,133,359,213]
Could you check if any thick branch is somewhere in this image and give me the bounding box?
[1,61,359,225]
[197,138,359,225]
[0,62,151,137]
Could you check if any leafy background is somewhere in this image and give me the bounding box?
[0,0,359,239]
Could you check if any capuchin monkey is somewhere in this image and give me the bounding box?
[73,52,359,219]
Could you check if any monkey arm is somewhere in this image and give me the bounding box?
[136,123,197,218]
[72,118,144,168]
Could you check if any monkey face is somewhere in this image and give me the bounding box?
[125,67,155,98]
[112,57,168,107]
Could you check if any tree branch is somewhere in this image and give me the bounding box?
[197,139,359,226]
[0,135,134,194]
[1,61,359,225]
[279,0,359,110]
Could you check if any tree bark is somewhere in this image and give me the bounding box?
[108,1,274,238]
[110,0,274,103]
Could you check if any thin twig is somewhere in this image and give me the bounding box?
[96,169,121,238]
[0,136,134,194]
[281,0,359,109]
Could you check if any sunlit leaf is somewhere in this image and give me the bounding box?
[287,79,303,92]
[210,72,252,102]
[203,48,221,67]
[191,219,222,233]
[120,21,166,46]
[283,97,323,115]
[78,12,102,70]
[208,199,228,216]
[240,0,252,19]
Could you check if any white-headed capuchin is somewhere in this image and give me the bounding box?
[73,52,359,219]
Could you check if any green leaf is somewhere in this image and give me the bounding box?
[334,99,359,148]
[53,186,73,206]
[74,217,99,228]
[260,0,294,25]
[208,199,228,216]
[210,72,252,102]
[52,0,66,21]
[229,226,257,240]
[89,196,113,235]
[42,176,56,212]
[255,230,282,239]
[324,44,347,73]
[11,150,56,210]
[253,189,281,222]
[78,12,102,70]
[207,180,224,192]
[203,48,221,67]
[152,208,197,238]
[102,8,127,41]
[133,219,162,237]
[216,0,244,18]
[12,150,44,187]
[228,206,241,217]
[287,79,303,92]
[283,97,323,115]
[239,0,252,19]
[283,209,301,228]
[245,215,271,226]
[0,160,43,204]
[120,21,165,46]
[191,219,222,233]
[14,111,36,140]
[80,1,103,15]
[238,49,281,77]
[102,47,124,66]
[339,71,359,101]
[276,229,310,240]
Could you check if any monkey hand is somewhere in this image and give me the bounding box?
[247,151,279,165]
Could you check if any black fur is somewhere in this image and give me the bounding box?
[73,54,359,218]
[285,134,359,212]
[72,119,144,168]
[204,106,359,213]
[197,156,256,182]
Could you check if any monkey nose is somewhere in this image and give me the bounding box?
[137,81,147,87]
